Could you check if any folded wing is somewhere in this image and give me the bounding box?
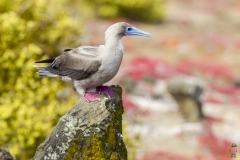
[36,47,102,80]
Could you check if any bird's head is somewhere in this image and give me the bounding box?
[105,22,152,39]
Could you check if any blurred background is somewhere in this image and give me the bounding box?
[0,0,240,159]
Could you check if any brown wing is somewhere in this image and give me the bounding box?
[44,48,102,80]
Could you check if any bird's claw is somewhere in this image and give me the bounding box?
[83,92,99,102]
[96,86,115,98]
[83,86,114,102]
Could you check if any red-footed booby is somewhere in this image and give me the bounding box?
[34,22,152,102]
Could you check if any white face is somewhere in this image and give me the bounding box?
[105,22,131,38]
[105,22,152,38]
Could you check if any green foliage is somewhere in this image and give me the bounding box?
[85,0,165,22]
[0,0,81,159]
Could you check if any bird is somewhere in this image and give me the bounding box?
[34,22,152,102]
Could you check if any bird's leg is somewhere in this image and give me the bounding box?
[75,86,99,103]
[96,85,115,98]
[86,88,97,92]
[83,88,99,102]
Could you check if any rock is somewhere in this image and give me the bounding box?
[167,76,205,122]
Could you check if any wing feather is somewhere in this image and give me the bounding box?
[44,47,102,80]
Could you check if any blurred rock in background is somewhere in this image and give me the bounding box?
[167,76,205,122]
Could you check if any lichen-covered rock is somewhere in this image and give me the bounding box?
[0,148,14,160]
[32,86,127,160]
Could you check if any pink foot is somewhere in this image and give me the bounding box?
[96,86,115,98]
[83,92,99,102]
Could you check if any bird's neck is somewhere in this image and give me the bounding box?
[104,35,124,53]
[101,34,124,70]
[105,34,122,45]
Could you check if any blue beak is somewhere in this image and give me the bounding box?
[124,27,152,37]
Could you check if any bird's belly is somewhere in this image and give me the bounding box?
[91,67,118,86]
[74,67,119,90]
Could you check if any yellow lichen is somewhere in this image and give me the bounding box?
[110,152,119,160]
[64,96,127,160]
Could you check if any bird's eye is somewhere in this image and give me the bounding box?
[126,27,132,31]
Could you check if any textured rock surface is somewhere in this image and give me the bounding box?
[32,86,127,160]
[0,148,14,160]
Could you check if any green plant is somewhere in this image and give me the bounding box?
[0,0,81,159]
[85,0,165,22]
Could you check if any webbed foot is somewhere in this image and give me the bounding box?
[83,92,99,102]
[96,85,115,98]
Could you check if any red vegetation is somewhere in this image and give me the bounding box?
[140,152,190,160]
[122,57,239,106]
[198,133,232,160]
[121,57,238,159]
[123,57,177,80]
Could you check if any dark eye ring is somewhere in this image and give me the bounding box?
[127,27,132,31]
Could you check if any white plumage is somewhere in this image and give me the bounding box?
[34,22,151,102]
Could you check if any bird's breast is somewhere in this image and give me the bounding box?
[99,48,123,81]
[73,47,124,89]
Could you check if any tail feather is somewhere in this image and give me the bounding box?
[35,58,55,63]
[33,65,46,71]
[37,70,59,78]
[33,65,59,78]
